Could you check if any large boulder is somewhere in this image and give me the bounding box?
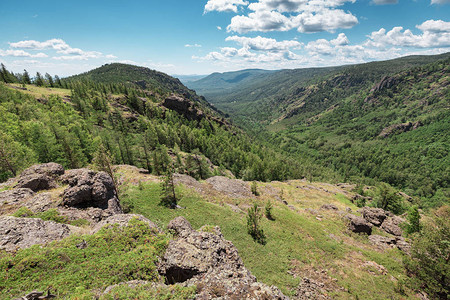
[0,188,34,206]
[159,217,288,299]
[60,169,122,214]
[20,163,65,178]
[15,163,65,192]
[16,174,54,192]
[359,207,388,226]
[91,214,160,234]
[368,234,410,253]
[381,216,404,236]
[345,214,373,235]
[0,216,74,251]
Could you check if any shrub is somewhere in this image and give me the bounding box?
[251,181,259,196]
[406,205,422,234]
[265,200,274,220]
[247,204,266,245]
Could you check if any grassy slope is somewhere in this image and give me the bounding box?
[120,172,414,299]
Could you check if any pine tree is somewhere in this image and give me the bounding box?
[406,205,422,234]
[93,144,119,199]
[45,73,54,87]
[35,72,44,86]
[22,70,31,84]
[247,204,266,244]
[160,164,177,208]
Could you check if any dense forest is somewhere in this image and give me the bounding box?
[0,63,319,186]
[189,55,450,209]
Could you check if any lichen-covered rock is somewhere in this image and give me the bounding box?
[321,204,339,211]
[20,162,65,178]
[0,188,34,206]
[205,176,253,199]
[368,234,410,253]
[16,174,55,192]
[60,169,122,214]
[15,163,65,192]
[345,214,373,235]
[0,216,74,251]
[91,214,160,234]
[381,216,404,236]
[159,217,288,299]
[359,207,388,226]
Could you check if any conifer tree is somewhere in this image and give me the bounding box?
[35,72,44,86]
[160,163,177,208]
[22,70,31,84]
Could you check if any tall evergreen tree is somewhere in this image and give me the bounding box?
[22,70,31,84]
[35,72,44,86]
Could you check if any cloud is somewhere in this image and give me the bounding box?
[10,38,105,60]
[372,0,398,5]
[105,54,118,59]
[0,49,48,58]
[366,20,450,48]
[217,26,223,30]
[204,0,248,13]
[226,35,302,50]
[431,0,450,4]
[225,0,358,33]
[185,44,202,48]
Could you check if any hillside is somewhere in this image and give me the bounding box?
[189,54,450,208]
[2,162,447,299]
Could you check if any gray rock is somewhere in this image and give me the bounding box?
[20,163,64,178]
[0,216,73,251]
[359,207,388,226]
[368,234,410,253]
[345,214,373,235]
[321,204,339,211]
[381,216,404,236]
[60,169,122,213]
[16,174,55,192]
[91,214,159,234]
[0,188,34,205]
[159,217,288,299]
[205,176,253,199]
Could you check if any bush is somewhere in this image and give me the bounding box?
[251,181,259,196]
[406,205,422,234]
[265,200,274,220]
[403,206,449,299]
[247,204,266,245]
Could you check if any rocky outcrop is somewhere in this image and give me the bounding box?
[345,214,373,235]
[378,121,422,138]
[91,214,159,234]
[359,207,388,226]
[161,95,205,122]
[0,216,74,251]
[0,188,34,206]
[60,169,122,213]
[15,163,65,192]
[381,216,404,236]
[358,207,404,237]
[320,204,338,211]
[295,277,330,300]
[159,216,288,299]
[205,176,253,199]
[368,235,410,253]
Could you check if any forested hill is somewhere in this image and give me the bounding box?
[0,63,320,186]
[64,63,214,110]
[189,53,450,125]
[189,54,450,208]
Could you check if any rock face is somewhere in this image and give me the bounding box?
[159,216,287,299]
[91,214,159,234]
[161,95,205,122]
[381,216,404,236]
[0,188,34,206]
[205,176,253,199]
[15,163,64,192]
[378,121,422,138]
[60,169,122,213]
[359,207,388,226]
[0,216,73,251]
[345,214,373,235]
[368,235,410,253]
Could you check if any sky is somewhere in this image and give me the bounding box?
[0,0,449,77]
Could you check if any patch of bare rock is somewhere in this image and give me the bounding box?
[158,216,288,299]
[205,176,253,199]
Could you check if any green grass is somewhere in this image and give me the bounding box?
[124,181,416,299]
[0,219,169,299]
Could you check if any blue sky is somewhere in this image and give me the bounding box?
[0,0,449,76]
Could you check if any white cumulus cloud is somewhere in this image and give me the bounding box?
[204,0,249,13]
[226,35,302,50]
[0,49,48,58]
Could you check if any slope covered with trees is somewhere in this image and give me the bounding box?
[189,54,450,208]
[0,64,316,184]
